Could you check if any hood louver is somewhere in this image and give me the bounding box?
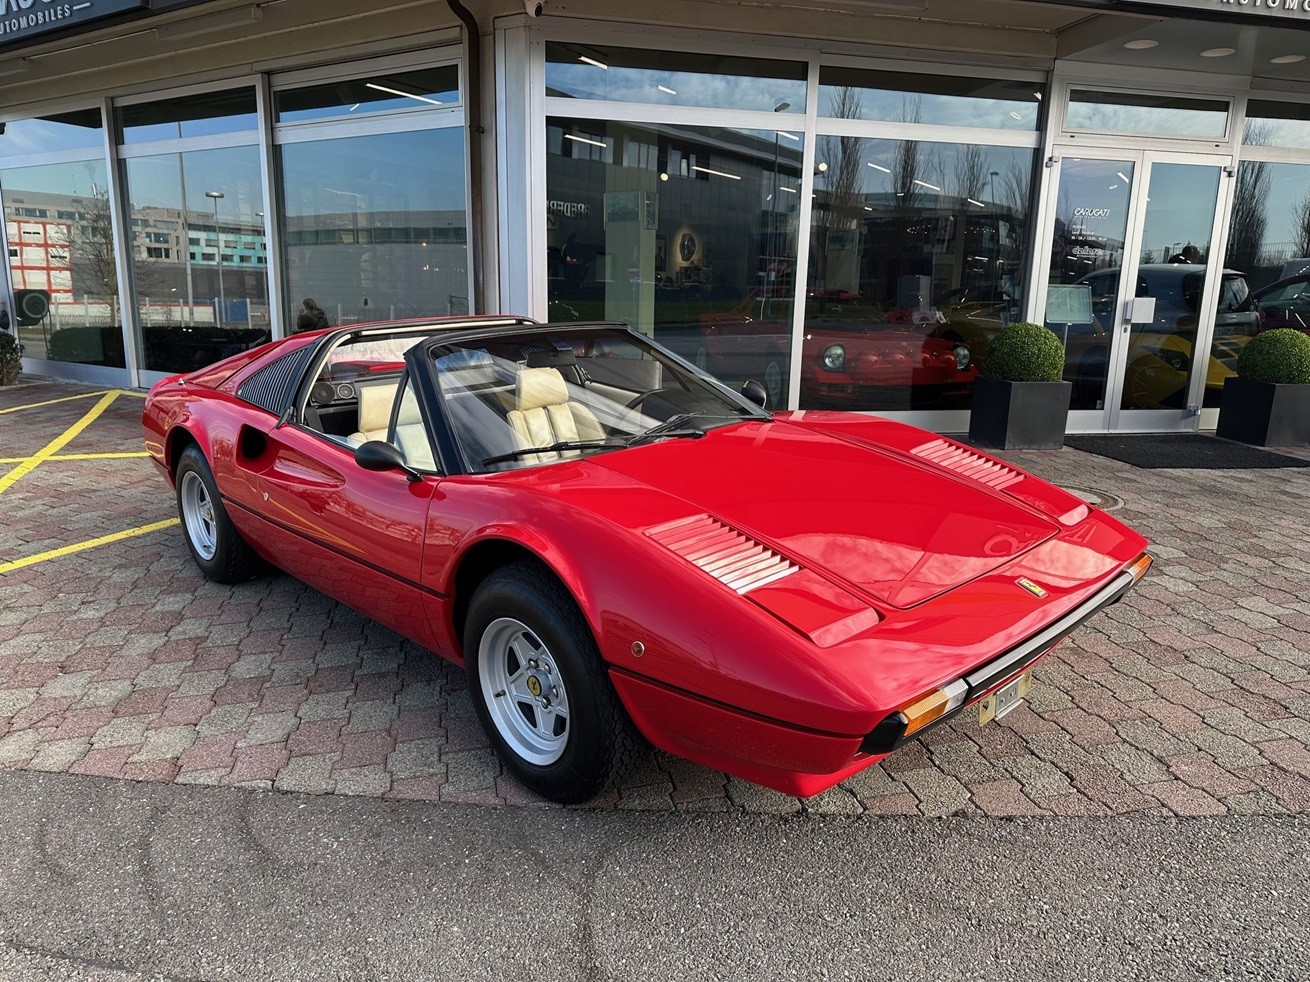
[911,438,1024,491]
[647,515,798,594]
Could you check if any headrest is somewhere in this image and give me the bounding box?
[515,367,568,412]
[526,349,576,369]
[357,382,397,432]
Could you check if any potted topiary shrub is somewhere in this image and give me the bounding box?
[0,330,22,386]
[1216,328,1310,446]
[967,321,1071,450]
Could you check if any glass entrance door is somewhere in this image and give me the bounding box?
[1038,148,1235,431]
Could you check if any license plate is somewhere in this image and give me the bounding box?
[978,673,1032,726]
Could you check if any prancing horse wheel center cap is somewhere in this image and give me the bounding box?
[526,675,543,698]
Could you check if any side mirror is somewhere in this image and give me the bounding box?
[355,440,421,482]
[741,379,769,409]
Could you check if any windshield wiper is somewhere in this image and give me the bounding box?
[481,439,627,466]
[625,412,727,447]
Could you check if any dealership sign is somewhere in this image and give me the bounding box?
[1046,0,1310,22]
[1139,0,1310,17]
[0,0,147,45]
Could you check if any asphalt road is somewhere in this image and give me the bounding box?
[0,772,1306,981]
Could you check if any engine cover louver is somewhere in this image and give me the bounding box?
[910,438,1024,490]
[647,515,799,594]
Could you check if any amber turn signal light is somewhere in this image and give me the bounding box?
[899,679,969,738]
[1128,553,1153,583]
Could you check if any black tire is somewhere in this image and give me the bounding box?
[175,444,262,584]
[464,561,644,804]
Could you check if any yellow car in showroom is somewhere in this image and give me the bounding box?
[1069,264,1257,410]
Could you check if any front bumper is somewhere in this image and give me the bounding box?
[860,566,1138,755]
[611,555,1149,799]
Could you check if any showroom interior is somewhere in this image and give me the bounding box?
[2,0,1310,434]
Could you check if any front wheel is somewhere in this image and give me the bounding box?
[465,562,643,804]
[175,444,262,583]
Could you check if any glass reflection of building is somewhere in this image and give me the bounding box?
[2,0,1309,435]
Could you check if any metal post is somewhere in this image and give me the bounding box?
[206,190,225,328]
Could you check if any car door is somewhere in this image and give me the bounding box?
[253,373,442,650]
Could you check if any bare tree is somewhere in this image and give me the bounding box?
[819,85,865,225]
[892,97,923,207]
[68,184,163,302]
[69,184,118,301]
[1226,160,1270,275]
[814,86,865,288]
[1294,192,1310,258]
[952,144,987,203]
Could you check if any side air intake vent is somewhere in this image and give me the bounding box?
[237,345,315,414]
[911,438,1024,490]
[646,515,798,594]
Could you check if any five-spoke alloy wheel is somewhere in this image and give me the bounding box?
[174,444,261,583]
[478,617,571,766]
[465,561,643,803]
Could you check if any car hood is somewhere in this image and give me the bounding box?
[592,419,1058,609]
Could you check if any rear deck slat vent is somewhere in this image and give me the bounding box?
[911,438,1024,490]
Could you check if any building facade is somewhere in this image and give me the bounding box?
[2,0,1309,435]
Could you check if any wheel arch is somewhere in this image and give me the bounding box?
[448,534,599,661]
[165,425,203,476]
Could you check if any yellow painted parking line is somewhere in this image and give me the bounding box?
[0,391,120,496]
[0,390,112,415]
[0,387,144,416]
[0,518,180,575]
[0,451,151,465]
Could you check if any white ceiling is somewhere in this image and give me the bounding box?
[1063,14,1310,85]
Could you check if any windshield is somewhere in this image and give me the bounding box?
[433,327,767,473]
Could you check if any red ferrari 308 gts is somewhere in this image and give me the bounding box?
[143,316,1150,804]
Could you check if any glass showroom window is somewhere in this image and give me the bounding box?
[1226,108,1310,352]
[116,89,270,376]
[0,108,126,369]
[273,63,469,328]
[1235,103,1310,294]
[818,66,1043,131]
[802,136,1036,412]
[546,117,803,410]
[545,43,807,115]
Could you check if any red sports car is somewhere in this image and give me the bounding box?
[144,316,1150,803]
[800,294,978,410]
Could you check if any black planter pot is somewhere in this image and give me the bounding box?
[968,377,1073,450]
[1216,377,1310,447]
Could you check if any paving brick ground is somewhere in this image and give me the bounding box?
[3,378,1310,817]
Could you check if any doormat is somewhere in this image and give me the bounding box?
[1065,433,1310,470]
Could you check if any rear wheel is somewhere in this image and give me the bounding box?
[175,444,261,583]
[465,561,643,803]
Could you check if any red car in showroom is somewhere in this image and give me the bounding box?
[700,291,977,410]
[800,292,977,409]
[144,316,1150,804]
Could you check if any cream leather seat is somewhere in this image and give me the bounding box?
[348,382,400,445]
[507,367,604,461]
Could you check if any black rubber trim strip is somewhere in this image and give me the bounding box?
[964,569,1135,695]
[224,495,448,600]
[861,568,1138,755]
